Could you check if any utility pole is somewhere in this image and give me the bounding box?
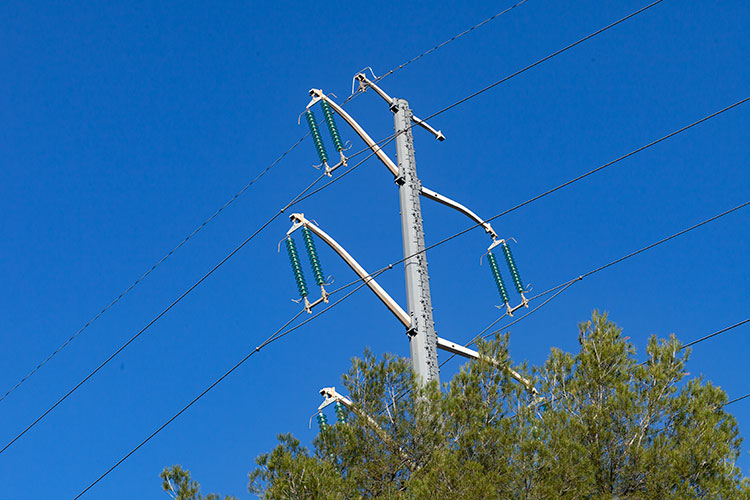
[392,98,439,384]
[300,80,527,388]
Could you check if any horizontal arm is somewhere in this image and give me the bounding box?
[308,89,398,177]
[289,213,410,328]
[307,90,494,238]
[436,337,537,394]
[420,187,498,239]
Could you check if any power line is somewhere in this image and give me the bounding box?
[430,199,749,374]
[3,0,670,407]
[4,0,675,405]
[8,0,741,469]
[475,283,577,345]
[682,317,750,350]
[423,0,666,122]
[439,202,748,364]
[293,96,750,366]
[68,124,750,492]
[0,141,394,456]
[72,272,380,499]
[476,201,750,343]
[73,254,399,497]
[314,2,703,214]
[631,316,750,367]
[297,95,749,257]
[355,96,750,296]
[22,88,743,457]
[373,0,531,82]
[0,135,307,405]
[2,0,524,402]
[725,393,750,407]
[507,317,750,420]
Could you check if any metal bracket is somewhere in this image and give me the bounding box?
[354,73,445,141]
[287,213,411,328]
[306,89,496,239]
[436,337,538,396]
[421,187,498,239]
[317,386,414,466]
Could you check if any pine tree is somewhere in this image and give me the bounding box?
[160,465,237,500]
[167,312,750,499]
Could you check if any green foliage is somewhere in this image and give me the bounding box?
[160,465,237,500]
[168,312,750,499]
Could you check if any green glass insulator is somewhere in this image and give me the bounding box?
[316,412,328,431]
[305,109,329,165]
[487,252,510,304]
[302,227,325,286]
[502,242,524,294]
[321,101,344,152]
[285,237,308,298]
[334,401,347,424]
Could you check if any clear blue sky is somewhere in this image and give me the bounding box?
[1,1,748,498]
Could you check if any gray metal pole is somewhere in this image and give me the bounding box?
[393,98,439,384]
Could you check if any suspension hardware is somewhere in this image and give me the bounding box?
[284,214,332,312]
[303,97,349,176]
[485,238,529,316]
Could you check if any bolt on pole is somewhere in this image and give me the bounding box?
[393,98,440,385]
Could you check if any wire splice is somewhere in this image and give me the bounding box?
[285,237,308,299]
[501,242,524,294]
[305,108,329,167]
[487,252,510,304]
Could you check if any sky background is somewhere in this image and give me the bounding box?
[1,1,748,498]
